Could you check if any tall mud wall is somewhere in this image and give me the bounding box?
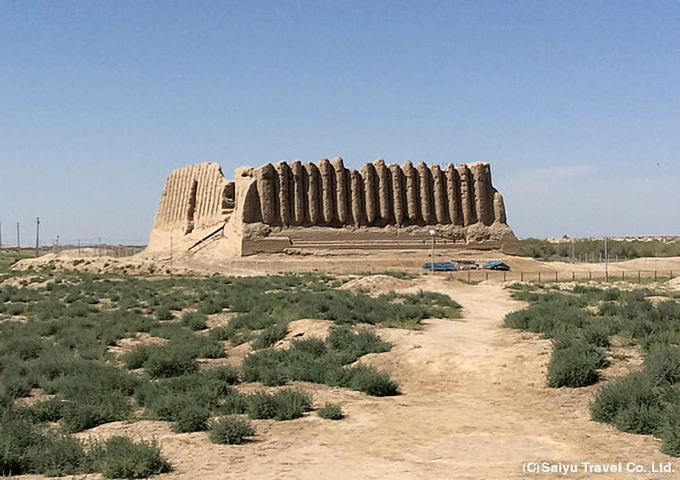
[147,158,516,255]
[148,163,232,251]
[242,158,507,228]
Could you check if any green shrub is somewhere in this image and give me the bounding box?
[143,347,197,378]
[0,413,42,475]
[209,416,255,445]
[644,346,680,385]
[61,393,131,433]
[246,389,312,421]
[29,433,92,477]
[591,373,665,435]
[171,405,210,433]
[100,436,171,479]
[246,392,278,419]
[252,322,288,349]
[341,365,399,396]
[155,306,174,321]
[216,392,249,415]
[27,397,64,422]
[146,394,190,422]
[270,389,312,420]
[292,338,327,356]
[181,312,208,331]
[121,346,150,370]
[317,403,343,420]
[547,339,603,388]
[326,326,391,363]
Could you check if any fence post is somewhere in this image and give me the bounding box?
[555,272,558,282]
[486,272,489,281]
[622,271,625,281]
[588,271,592,280]
[521,271,524,281]
[638,271,641,283]
[572,271,575,281]
[654,270,657,281]
[538,271,541,282]
[467,271,471,282]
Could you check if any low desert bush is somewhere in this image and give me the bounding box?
[590,373,665,435]
[99,436,171,479]
[171,405,210,433]
[121,346,150,370]
[209,416,255,445]
[181,311,208,331]
[317,403,343,420]
[547,338,604,388]
[252,322,288,349]
[143,347,198,378]
[247,389,312,421]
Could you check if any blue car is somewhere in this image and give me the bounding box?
[483,260,511,271]
[422,261,457,272]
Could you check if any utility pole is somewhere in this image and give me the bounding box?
[604,237,609,282]
[571,238,575,264]
[16,222,20,254]
[428,229,436,273]
[0,221,3,249]
[35,217,40,257]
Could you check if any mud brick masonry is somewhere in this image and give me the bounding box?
[147,158,519,256]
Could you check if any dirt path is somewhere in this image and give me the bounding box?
[52,280,674,479]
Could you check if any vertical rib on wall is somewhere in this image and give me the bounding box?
[241,160,506,229]
[152,163,229,233]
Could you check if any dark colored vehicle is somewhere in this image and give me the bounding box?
[483,260,511,271]
[422,261,457,272]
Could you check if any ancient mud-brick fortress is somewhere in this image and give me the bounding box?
[147,158,518,256]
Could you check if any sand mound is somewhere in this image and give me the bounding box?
[340,275,415,295]
[273,319,335,350]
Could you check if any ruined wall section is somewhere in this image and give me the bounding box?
[246,159,508,229]
[148,162,231,251]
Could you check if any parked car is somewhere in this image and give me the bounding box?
[454,261,481,271]
[483,260,511,271]
[422,261,457,272]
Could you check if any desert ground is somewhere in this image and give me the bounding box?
[11,251,680,479]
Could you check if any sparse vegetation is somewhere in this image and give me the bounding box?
[0,260,429,475]
[505,283,680,456]
[209,416,256,445]
[318,403,343,420]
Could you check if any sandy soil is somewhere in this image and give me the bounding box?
[20,277,676,480]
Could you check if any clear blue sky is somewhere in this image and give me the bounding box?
[1,1,678,246]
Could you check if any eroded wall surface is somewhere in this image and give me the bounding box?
[243,158,507,228]
[147,158,517,255]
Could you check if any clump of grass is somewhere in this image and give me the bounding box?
[143,347,197,378]
[171,405,210,433]
[121,346,150,370]
[317,403,343,420]
[591,372,665,435]
[547,338,605,388]
[155,306,174,321]
[252,322,288,349]
[99,436,171,479]
[340,364,399,396]
[209,416,255,445]
[247,389,312,421]
[181,311,208,331]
